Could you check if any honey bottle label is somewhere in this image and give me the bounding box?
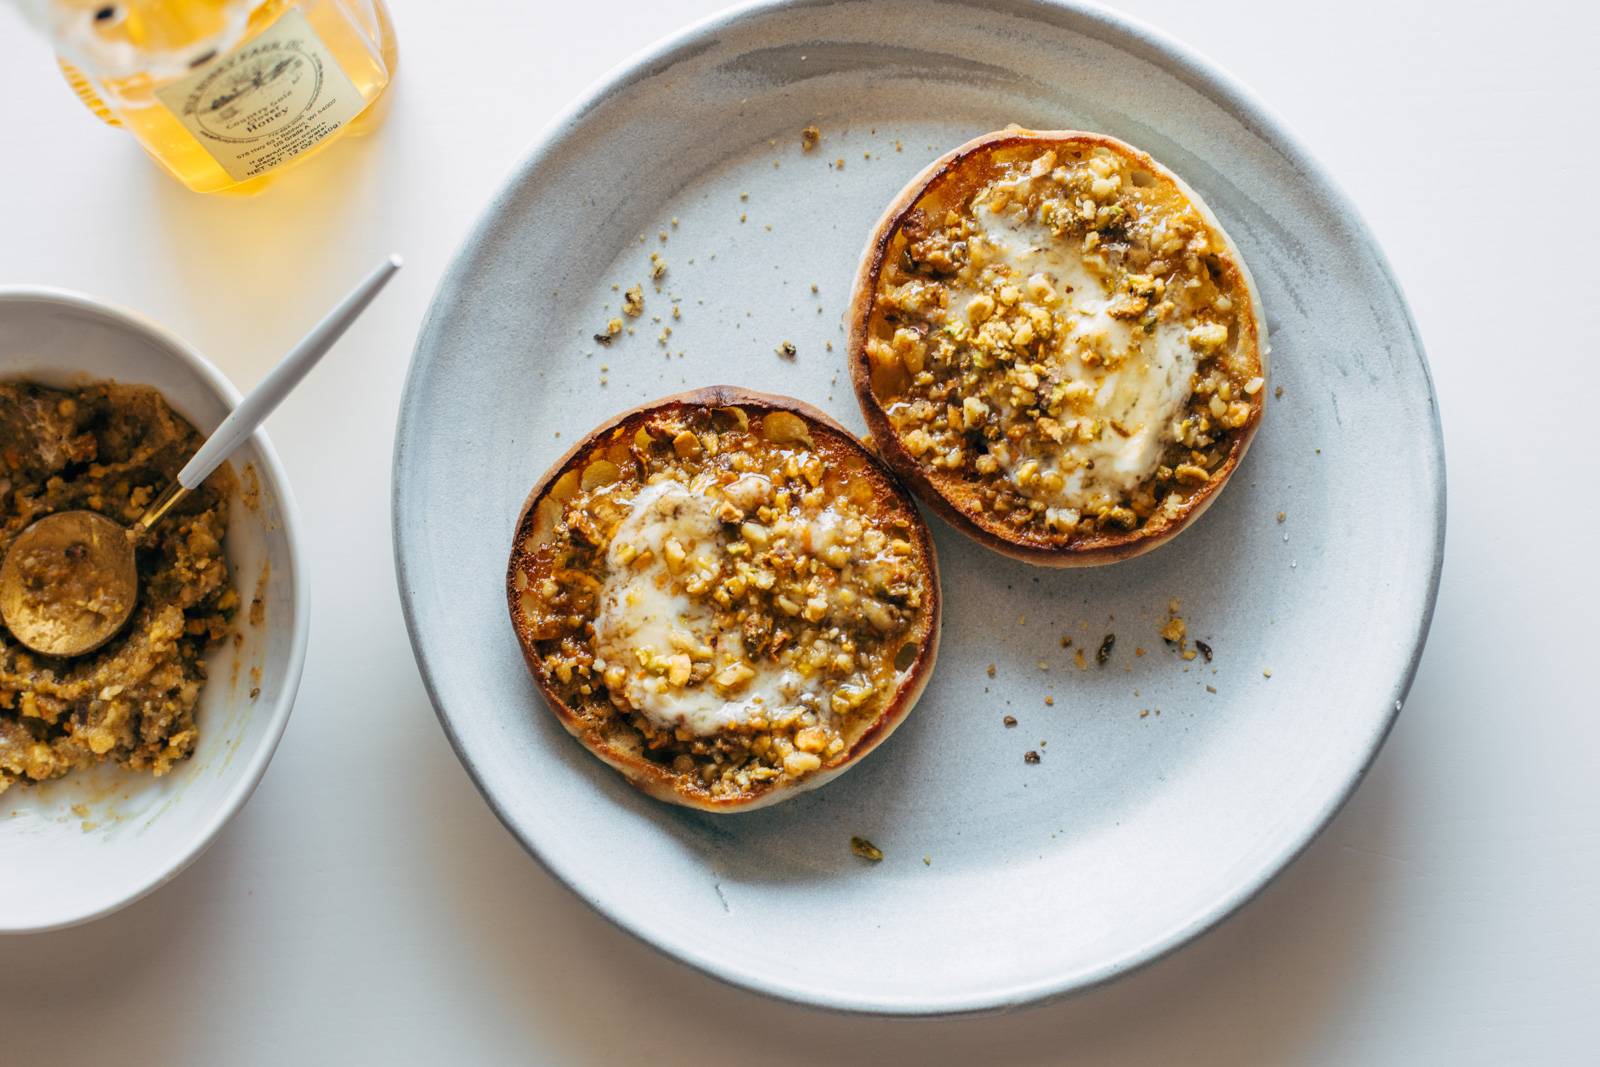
[155,10,366,182]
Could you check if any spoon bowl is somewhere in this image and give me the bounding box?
[0,510,137,658]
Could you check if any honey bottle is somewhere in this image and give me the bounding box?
[16,0,398,194]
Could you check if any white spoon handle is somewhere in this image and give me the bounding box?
[177,254,402,490]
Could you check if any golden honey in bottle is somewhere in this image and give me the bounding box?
[23,1,397,194]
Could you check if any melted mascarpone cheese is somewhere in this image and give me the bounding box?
[592,480,824,736]
[961,175,1200,513]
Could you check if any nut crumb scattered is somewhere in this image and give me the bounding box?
[850,836,884,862]
[1205,684,1217,694]
[594,318,623,345]
[776,340,797,360]
[1195,639,1213,663]
[649,252,667,280]
[1002,714,1017,727]
[801,124,820,151]
[622,286,644,317]
[834,157,845,169]
[1263,668,1273,678]
[986,663,996,677]
[1023,750,1041,764]
[1277,511,1286,523]
[1044,695,1054,706]
[1096,634,1115,666]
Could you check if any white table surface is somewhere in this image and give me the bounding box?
[2,1,1594,1062]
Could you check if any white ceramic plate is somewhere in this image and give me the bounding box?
[0,289,308,932]
[393,0,1443,1014]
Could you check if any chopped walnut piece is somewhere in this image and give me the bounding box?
[1096,634,1115,666]
[850,836,884,861]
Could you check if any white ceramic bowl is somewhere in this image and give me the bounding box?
[0,288,308,933]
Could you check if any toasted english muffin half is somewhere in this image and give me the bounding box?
[507,387,941,812]
[848,129,1268,566]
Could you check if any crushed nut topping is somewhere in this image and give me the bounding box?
[858,137,1263,548]
[509,400,935,802]
[622,285,644,317]
[594,318,623,345]
[850,835,884,861]
[1096,633,1115,666]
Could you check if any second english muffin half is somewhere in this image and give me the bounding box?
[848,129,1268,566]
[507,387,940,812]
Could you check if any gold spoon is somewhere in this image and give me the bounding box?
[0,256,401,658]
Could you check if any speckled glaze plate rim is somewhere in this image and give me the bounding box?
[392,0,1445,1016]
[0,286,311,934]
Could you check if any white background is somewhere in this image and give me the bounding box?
[1,0,1595,1062]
